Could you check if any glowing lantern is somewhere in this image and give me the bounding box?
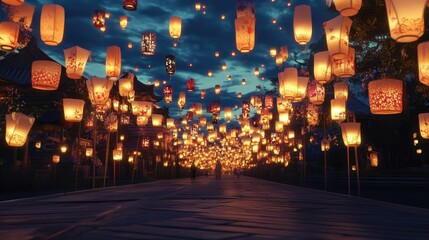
[332,47,355,78]
[340,122,361,147]
[63,46,91,79]
[31,60,61,90]
[123,0,137,11]
[119,16,128,30]
[141,32,156,56]
[235,16,256,53]
[105,113,118,132]
[0,22,19,51]
[270,48,277,57]
[321,139,330,151]
[280,46,289,61]
[307,81,325,105]
[227,75,232,81]
[279,112,290,125]
[279,68,298,100]
[7,3,35,28]
[40,4,65,46]
[331,99,346,122]
[295,77,309,101]
[86,77,113,106]
[131,101,152,117]
[52,155,60,164]
[306,104,319,126]
[293,5,312,45]
[219,124,227,134]
[211,101,221,114]
[221,63,227,71]
[178,91,186,109]
[224,107,232,122]
[254,67,260,76]
[370,152,378,167]
[215,85,221,94]
[1,0,24,5]
[418,113,429,139]
[265,95,274,110]
[63,98,85,122]
[417,41,429,86]
[5,112,34,147]
[368,79,403,114]
[166,118,175,129]
[86,147,93,157]
[324,15,352,60]
[288,131,295,139]
[195,103,203,116]
[275,121,284,132]
[334,0,361,16]
[237,92,242,98]
[93,10,105,28]
[186,78,195,92]
[201,90,206,99]
[169,16,182,39]
[240,79,246,85]
[195,2,201,11]
[314,51,332,84]
[165,55,176,77]
[113,149,123,161]
[136,116,149,126]
[154,80,160,87]
[106,46,121,81]
[275,54,283,67]
[334,82,348,100]
[207,70,213,77]
[164,86,173,103]
[152,114,163,126]
[277,97,292,112]
[385,0,426,42]
[214,51,220,57]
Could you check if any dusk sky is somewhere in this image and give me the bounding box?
[17,0,337,120]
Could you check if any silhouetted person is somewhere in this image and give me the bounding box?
[190,162,197,182]
[215,160,222,180]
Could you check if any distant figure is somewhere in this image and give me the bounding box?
[190,162,197,182]
[215,160,222,180]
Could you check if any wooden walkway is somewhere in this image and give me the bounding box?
[1,176,428,239]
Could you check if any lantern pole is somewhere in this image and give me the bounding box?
[92,112,97,189]
[323,111,327,191]
[74,122,82,191]
[346,145,350,195]
[103,132,111,188]
[354,146,361,196]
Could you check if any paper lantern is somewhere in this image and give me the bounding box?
[0,22,19,51]
[211,101,221,114]
[306,104,319,126]
[295,77,309,101]
[86,77,114,106]
[264,95,274,110]
[321,139,330,151]
[106,46,121,81]
[385,0,426,43]
[224,107,232,123]
[5,112,35,147]
[1,0,24,5]
[334,0,362,16]
[227,74,232,80]
[152,114,163,126]
[314,51,332,84]
[195,2,201,11]
[113,149,123,161]
[165,55,176,77]
[215,85,221,94]
[341,122,361,147]
[280,46,289,61]
[332,47,355,78]
[123,0,137,11]
[221,63,227,71]
[178,91,186,109]
[331,99,346,121]
[254,67,260,76]
[241,79,246,85]
[307,81,325,105]
[293,5,312,45]
[370,152,378,167]
[105,113,118,132]
[136,115,149,126]
[237,92,242,98]
[368,79,403,114]
[275,54,283,67]
[7,3,35,28]
[92,10,106,28]
[31,60,61,90]
[40,4,65,46]
[279,68,298,100]
[279,112,290,125]
[169,16,182,39]
[235,16,255,53]
[131,101,152,117]
[166,118,175,129]
[164,85,173,103]
[118,73,134,97]
[277,97,292,112]
[52,155,60,164]
[119,16,128,30]
[324,15,352,60]
[63,98,85,122]
[334,82,348,100]
[270,48,277,57]
[85,147,93,157]
[417,41,429,86]
[201,89,206,99]
[418,113,429,139]
[186,78,195,92]
[63,46,90,79]
[141,32,156,56]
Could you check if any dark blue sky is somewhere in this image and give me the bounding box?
[10,0,337,120]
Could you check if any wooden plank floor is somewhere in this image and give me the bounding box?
[1,176,428,239]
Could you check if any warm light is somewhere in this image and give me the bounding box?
[279,68,298,100]
[93,10,105,28]
[331,99,346,122]
[35,140,41,149]
[231,51,236,56]
[368,79,403,114]
[241,79,246,85]
[178,91,186,109]
[7,3,34,28]
[295,77,309,101]
[321,139,330,151]
[86,77,113,106]
[120,135,125,141]
[334,0,362,16]
[131,101,152,117]
[32,60,61,90]
[208,70,213,77]
[152,114,163,127]
[136,115,148,126]
[40,4,65,46]
[235,16,255,53]
[105,113,118,132]
[113,149,123,161]
[63,98,85,122]
[307,81,325,105]
[324,15,352,60]
[341,122,361,147]
[1,0,24,6]
[293,5,312,45]
[215,85,221,94]
[123,0,137,11]
[418,113,429,139]
[165,55,176,77]
[417,41,429,87]
[279,112,290,125]
[254,67,260,76]
[141,32,156,56]
[214,51,220,57]
[221,63,227,71]
[63,46,91,79]
[106,46,121,81]
[52,155,60,164]
[224,107,232,123]
[237,92,242,98]
[416,149,422,154]
[280,46,289,62]
[275,54,283,67]
[270,48,277,58]
[5,112,35,147]
[201,89,206,99]
[195,2,201,11]
[163,86,173,103]
[119,15,128,30]
[186,78,195,92]
[332,47,355,78]
[127,42,132,48]
[0,22,20,51]
[169,16,182,39]
[334,82,348,100]
[385,0,426,43]
[60,144,67,153]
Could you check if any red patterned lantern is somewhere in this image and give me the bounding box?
[164,86,173,103]
[332,47,355,78]
[178,92,186,109]
[368,79,403,114]
[186,78,195,92]
[64,46,91,79]
[313,51,332,84]
[5,112,35,147]
[141,136,150,148]
[131,101,152,117]
[0,22,20,51]
[215,85,221,94]
[235,16,255,53]
[264,95,274,110]
[242,101,250,118]
[165,55,176,77]
[324,15,352,60]
[93,10,105,28]
[307,81,325,105]
[306,104,319,126]
[141,32,156,55]
[201,89,206,99]
[419,113,429,139]
[32,60,61,90]
[86,76,114,106]
[123,0,137,11]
